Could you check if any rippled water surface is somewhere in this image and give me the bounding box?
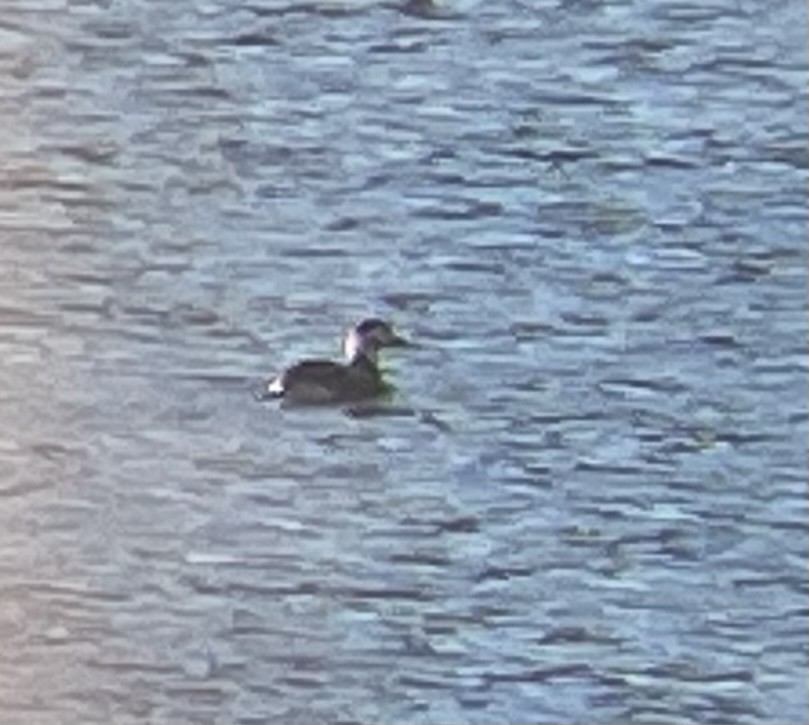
[1,0,807,722]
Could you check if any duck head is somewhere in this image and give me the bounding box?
[343,318,407,363]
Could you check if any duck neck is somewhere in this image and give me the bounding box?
[344,329,378,365]
[348,350,379,370]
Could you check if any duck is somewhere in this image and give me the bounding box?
[263,318,408,404]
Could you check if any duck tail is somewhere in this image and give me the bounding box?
[267,375,285,396]
[255,375,284,401]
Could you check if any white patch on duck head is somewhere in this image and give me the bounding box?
[343,326,380,363]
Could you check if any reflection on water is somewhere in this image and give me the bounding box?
[0,0,807,722]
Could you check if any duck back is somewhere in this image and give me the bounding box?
[268,355,383,404]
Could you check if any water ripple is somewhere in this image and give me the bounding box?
[0,0,805,722]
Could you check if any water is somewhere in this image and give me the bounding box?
[0,0,807,722]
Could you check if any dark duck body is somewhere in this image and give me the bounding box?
[265,318,406,404]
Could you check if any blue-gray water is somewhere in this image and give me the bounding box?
[0,1,807,723]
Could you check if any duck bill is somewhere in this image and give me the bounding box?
[388,334,409,347]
